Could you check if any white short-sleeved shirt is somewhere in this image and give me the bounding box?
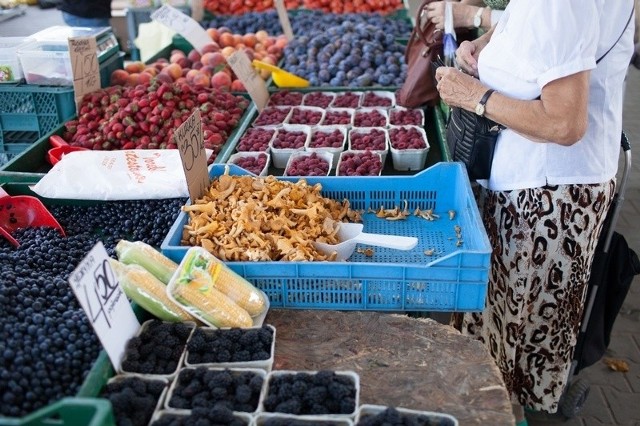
[477,0,635,191]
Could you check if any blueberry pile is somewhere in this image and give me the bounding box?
[168,367,264,412]
[0,198,185,417]
[263,370,356,415]
[356,407,454,426]
[101,376,167,426]
[282,22,407,87]
[204,10,412,39]
[121,320,193,375]
[152,405,249,426]
[186,325,274,364]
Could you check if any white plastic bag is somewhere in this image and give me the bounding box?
[31,149,209,200]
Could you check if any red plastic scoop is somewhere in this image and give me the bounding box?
[0,187,66,247]
[47,135,88,166]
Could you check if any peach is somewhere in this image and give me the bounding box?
[192,72,210,88]
[230,79,246,91]
[186,69,200,82]
[192,61,203,70]
[164,63,182,80]
[232,34,243,46]
[126,73,140,86]
[219,33,235,48]
[242,33,257,48]
[138,72,153,84]
[200,65,214,78]
[202,52,226,68]
[210,71,232,90]
[143,67,158,76]
[275,37,288,49]
[221,46,236,58]
[170,51,186,64]
[201,42,220,53]
[256,30,269,42]
[177,57,192,69]
[206,28,219,42]
[187,49,201,63]
[155,72,173,84]
[124,61,145,73]
[110,69,129,86]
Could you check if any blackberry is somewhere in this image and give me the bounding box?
[100,377,166,426]
[186,326,273,365]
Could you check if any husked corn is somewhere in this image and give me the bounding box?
[173,280,253,328]
[205,258,266,317]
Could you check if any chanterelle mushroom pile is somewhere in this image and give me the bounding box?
[181,173,361,261]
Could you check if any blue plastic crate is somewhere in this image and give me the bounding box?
[161,162,491,312]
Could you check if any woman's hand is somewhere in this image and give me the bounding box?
[456,40,480,76]
[435,66,486,111]
[424,1,476,30]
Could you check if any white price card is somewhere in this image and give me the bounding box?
[151,4,212,53]
[68,242,140,371]
[274,0,294,41]
[174,109,210,202]
[68,36,101,114]
[227,50,269,112]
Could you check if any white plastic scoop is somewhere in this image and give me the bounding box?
[314,222,418,261]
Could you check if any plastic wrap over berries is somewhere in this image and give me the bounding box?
[204,11,412,40]
[0,197,185,418]
[282,22,408,87]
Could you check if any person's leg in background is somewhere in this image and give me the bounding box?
[61,11,110,27]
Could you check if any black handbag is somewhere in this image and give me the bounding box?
[446,106,502,181]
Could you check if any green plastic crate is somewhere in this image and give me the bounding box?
[0,398,115,426]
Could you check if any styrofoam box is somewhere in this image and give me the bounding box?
[360,91,396,108]
[388,106,426,127]
[270,124,311,169]
[0,37,32,82]
[150,409,252,425]
[254,413,354,426]
[236,127,277,153]
[353,107,389,128]
[320,108,355,127]
[259,370,360,418]
[388,125,430,171]
[227,151,271,176]
[336,150,383,177]
[302,92,336,109]
[347,127,389,164]
[118,319,196,380]
[184,324,276,371]
[329,91,363,109]
[17,40,74,86]
[285,106,326,126]
[284,150,334,177]
[105,375,170,423]
[253,106,293,127]
[306,126,347,167]
[354,404,458,426]
[165,367,267,414]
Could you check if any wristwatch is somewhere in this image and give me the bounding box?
[475,89,495,117]
[473,7,485,28]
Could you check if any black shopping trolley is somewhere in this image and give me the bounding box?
[559,132,640,418]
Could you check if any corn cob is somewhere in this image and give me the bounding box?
[172,272,253,328]
[109,259,195,323]
[115,240,178,284]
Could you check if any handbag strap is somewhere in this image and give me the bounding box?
[415,0,440,46]
[596,3,635,64]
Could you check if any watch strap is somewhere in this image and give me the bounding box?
[476,88,495,116]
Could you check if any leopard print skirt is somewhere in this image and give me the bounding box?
[452,180,615,413]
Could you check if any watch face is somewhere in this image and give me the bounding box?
[474,15,481,27]
[475,103,485,116]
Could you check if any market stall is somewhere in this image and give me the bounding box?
[0,2,503,425]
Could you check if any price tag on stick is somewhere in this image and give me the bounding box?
[68,36,101,113]
[174,109,210,202]
[68,242,140,371]
[274,0,294,41]
[227,50,269,112]
[151,4,212,53]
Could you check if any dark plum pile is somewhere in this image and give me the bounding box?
[338,151,383,176]
[309,129,344,149]
[389,127,427,150]
[286,153,331,177]
[282,22,407,87]
[303,92,334,108]
[354,110,387,127]
[287,108,323,125]
[262,370,356,415]
[269,91,304,106]
[0,198,184,417]
[101,376,167,426]
[254,107,292,126]
[152,405,248,426]
[272,130,307,150]
[236,128,275,152]
[321,110,353,126]
[231,154,269,175]
[168,367,264,412]
[390,109,423,126]
[356,406,452,426]
[204,10,412,39]
[186,325,274,364]
[350,129,387,151]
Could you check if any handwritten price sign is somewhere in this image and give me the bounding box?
[68,36,101,113]
[68,242,139,370]
[227,50,269,112]
[151,4,212,53]
[174,109,210,202]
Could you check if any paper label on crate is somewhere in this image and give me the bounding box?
[175,109,210,202]
[68,36,101,113]
[274,0,294,41]
[151,4,211,53]
[68,242,140,371]
[227,50,269,112]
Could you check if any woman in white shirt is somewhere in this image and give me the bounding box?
[434,1,635,424]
